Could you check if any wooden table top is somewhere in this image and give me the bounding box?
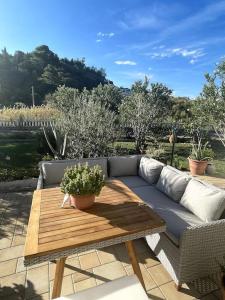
[24,179,166,266]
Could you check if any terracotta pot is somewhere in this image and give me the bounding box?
[188,157,208,175]
[70,194,95,210]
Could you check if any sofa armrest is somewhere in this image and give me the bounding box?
[178,219,225,282]
[36,173,44,190]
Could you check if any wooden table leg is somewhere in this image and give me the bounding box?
[125,240,145,290]
[52,257,67,299]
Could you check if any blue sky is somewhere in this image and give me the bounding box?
[0,0,225,97]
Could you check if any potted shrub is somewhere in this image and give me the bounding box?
[188,140,214,175]
[61,164,105,210]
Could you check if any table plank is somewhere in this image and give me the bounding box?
[24,190,41,256]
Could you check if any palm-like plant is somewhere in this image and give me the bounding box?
[189,138,214,161]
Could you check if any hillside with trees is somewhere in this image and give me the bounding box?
[0,45,110,106]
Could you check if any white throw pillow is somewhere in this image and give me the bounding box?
[138,157,164,184]
[156,166,190,202]
[180,179,225,222]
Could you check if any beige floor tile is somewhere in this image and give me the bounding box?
[113,243,130,266]
[94,261,126,285]
[160,282,200,300]
[16,257,47,273]
[148,264,172,286]
[0,259,17,277]
[28,292,49,300]
[72,268,93,283]
[138,251,160,268]
[69,253,78,258]
[78,249,96,256]
[14,223,24,235]
[79,251,100,270]
[74,277,96,292]
[12,234,26,246]
[26,265,49,298]
[49,257,80,280]
[50,275,74,297]
[0,244,24,262]
[0,272,26,298]
[0,237,12,249]
[2,224,16,236]
[147,287,166,299]
[97,246,117,264]
[133,238,150,254]
[125,265,156,291]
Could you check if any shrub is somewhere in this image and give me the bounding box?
[0,168,39,182]
[61,164,105,196]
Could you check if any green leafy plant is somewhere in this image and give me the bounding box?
[189,139,214,161]
[0,168,39,182]
[61,164,105,196]
[146,143,166,160]
[173,155,188,170]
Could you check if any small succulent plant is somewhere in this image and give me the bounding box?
[61,163,105,196]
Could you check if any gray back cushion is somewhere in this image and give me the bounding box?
[156,166,191,202]
[138,157,164,184]
[41,158,108,185]
[180,179,225,222]
[108,155,138,177]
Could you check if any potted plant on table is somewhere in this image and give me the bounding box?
[61,163,105,210]
[188,139,214,175]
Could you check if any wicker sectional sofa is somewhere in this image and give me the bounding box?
[37,155,225,287]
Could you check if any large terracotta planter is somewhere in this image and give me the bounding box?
[188,157,208,175]
[70,194,95,210]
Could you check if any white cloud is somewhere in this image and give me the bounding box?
[114,60,137,66]
[97,32,115,38]
[146,47,205,64]
[96,39,102,43]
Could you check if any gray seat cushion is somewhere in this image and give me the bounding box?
[118,176,149,189]
[180,179,225,222]
[156,166,190,202]
[108,156,138,177]
[138,157,164,184]
[41,158,108,185]
[133,185,204,246]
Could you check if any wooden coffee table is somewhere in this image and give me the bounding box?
[24,179,166,299]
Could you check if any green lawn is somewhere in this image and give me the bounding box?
[1,131,224,180]
[112,140,225,178]
[0,130,42,180]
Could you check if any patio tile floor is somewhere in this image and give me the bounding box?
[0,191,222,300]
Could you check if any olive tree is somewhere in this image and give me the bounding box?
[119,77,172,153]
[90,83,124,113]
[198,60,225,147]
[47,86,116,158]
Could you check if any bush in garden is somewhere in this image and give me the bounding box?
[47,86,117,158]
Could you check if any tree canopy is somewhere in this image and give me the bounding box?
[119,77,173,152]
[0,45,110,106]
